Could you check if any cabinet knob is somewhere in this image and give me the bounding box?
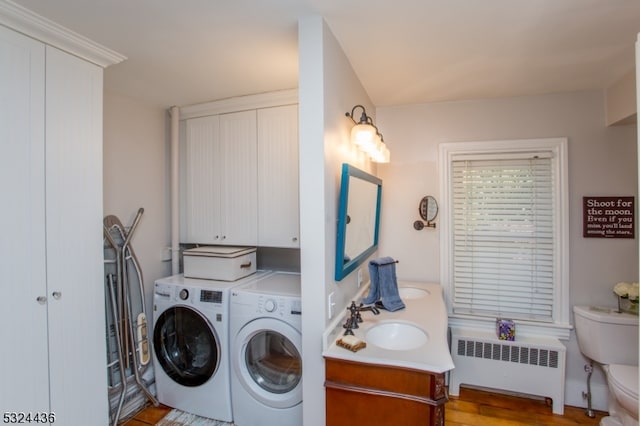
[52,291,62,300]
[292,237,298,242]
[36,296,47,304]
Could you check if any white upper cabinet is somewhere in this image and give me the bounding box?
[185,115,222,243]
[181,91,299,249]
[258,104,300,248]
[185,110,258,245]
[218,110,258,245]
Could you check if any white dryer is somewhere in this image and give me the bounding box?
[230,272,302,426]
[152,271,270,421]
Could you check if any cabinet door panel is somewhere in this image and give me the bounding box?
[185,115,222,243]
[219,110,257,245]
[257,105,299,247]
[45,46,108,424]
[0,26,49,413]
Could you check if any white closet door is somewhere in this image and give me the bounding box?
[219,110,258,245]
[257,105,300,247]
[0,26,49,413]
[45,46,108,424]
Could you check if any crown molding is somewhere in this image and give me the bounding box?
[179,89,299,120]
[0,0,125,68]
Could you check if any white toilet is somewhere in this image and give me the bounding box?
[574,305,639,426]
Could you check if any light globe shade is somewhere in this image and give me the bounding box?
[363,134,382,155]
[372,144,390,163]
[381,145,391,163]
[351,123,376,149]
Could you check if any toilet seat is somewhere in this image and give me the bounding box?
[607,364,639,419]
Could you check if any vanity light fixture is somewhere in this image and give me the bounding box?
[346,105,390,163]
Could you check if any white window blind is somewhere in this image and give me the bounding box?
[451,154,555,322]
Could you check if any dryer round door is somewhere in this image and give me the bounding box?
[153,305,220,387]
[234,317,302,408]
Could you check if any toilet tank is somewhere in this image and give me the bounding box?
[573,305,639,365]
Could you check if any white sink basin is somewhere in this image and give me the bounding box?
[399,287,430,299]
[366,322,428,351]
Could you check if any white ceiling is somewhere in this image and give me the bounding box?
[13,0,640,109]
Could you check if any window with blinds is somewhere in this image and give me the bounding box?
[450,153,556,322]
[440,139,569,336]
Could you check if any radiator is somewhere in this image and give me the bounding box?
[449,327,566,415]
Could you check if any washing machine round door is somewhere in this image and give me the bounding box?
[234,318,302,408]
[153,305,220,387]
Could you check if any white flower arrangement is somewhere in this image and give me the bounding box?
[614,282,639,315]
[613,282,639,301]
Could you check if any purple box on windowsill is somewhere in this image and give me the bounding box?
[496,318,515,341]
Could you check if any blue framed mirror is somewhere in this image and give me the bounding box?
[335,164,382,281]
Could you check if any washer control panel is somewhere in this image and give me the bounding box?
[154,282,224,307]
[257,296,302,316]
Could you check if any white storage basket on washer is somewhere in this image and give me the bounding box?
[183,246,256,281]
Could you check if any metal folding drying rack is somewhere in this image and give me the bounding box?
[103,208,158,425]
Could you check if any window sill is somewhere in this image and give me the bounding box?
[448,315,573,341]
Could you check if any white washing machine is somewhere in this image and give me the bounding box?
[230,271,302,426]
[152,271,271,421]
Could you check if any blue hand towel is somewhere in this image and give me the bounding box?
[362,257,405,312]
[362,257,391,304]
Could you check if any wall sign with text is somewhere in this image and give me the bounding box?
[583,196,635,238]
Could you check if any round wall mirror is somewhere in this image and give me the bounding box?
[419,196,438,222]
[414,196,438,230]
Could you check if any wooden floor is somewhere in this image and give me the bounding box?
[121,404,171,426]
[122,387,607,425]
[445,387,606,425]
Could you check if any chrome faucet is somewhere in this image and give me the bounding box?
[343,301,380,335]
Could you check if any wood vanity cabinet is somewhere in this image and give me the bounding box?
[325,358,448,426]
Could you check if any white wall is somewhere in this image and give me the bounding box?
[103,91,172,315]
[376,90,638,411]
[298,16,377,426]
[606,69,637,126]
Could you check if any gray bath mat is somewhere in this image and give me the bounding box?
[156,409,234,426]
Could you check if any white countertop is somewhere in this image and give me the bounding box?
[322,281,455,374]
